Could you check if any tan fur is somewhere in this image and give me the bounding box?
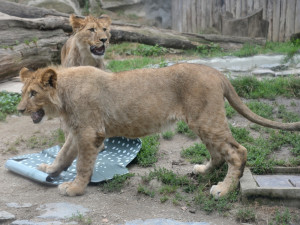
[61,14,111,69]
[17,64,300,197]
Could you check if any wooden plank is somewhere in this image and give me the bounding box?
[201,0,206,29]
[272,0,280,41]
[267,0,273,41]
[254,0,260,9]
[206,0,212,27]
[262,0,268,19]
[295,0,300,34]
[279,0,287,41]
[196,0,202,33]
[241,0,247,17]
[231,0,236,17]
[225,0,231,12]
[285,0,296,40]
[191,0,197,33]
[236,0,241,18]
[247,0,254,14]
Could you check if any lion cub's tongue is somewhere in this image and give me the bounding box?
[31,109,45,123]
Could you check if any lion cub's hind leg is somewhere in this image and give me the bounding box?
[189,117,247,199]
[58,127,104,196]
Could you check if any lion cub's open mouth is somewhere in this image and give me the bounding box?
[31,109,45,124]
[90,45,105,56]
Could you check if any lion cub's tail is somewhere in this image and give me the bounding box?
[222,78,300,131]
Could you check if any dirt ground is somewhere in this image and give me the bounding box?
[0,100,300,224]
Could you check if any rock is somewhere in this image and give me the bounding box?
[0,210,15,221]
[222,9,269,38]
[296,63,300,68]
[6,202,33,208]
[275,69,300,76]
[37,202,89,220]
[252,69,275,77]
[11,220,63,225]
[259,63,289,71]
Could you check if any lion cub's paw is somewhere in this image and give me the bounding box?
[193,164,207,174]
[58,182,85,197]
[209,182,226,199]
[38,163,57,174]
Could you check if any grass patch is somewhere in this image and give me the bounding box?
[236,207,256,223]
[26,129,65,149]
[225,101,236,118]
[277,104,300,122]
[137,184,155,197]
[136,134,160,167]
[107,57,163,72]
[162,130,175,140]
[231,76,300,99]
[100,173,134,193]
[181,143,210,164]
[0,91,21,121]
[69,212,92,225]
[176,120,197,139]
[246,101,274,119]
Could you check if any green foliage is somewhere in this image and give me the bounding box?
[231,76,300,99]
[277,105,300,122]
[0,91,21,121]
[236,207,256,223]
[137,184,155,197]
[225,101,236,118]
[233,42,259,57]
[196,42,222,56]
[162,130,175,140]
[107,57,162,72]
[181,143,210,164]
[69,212,92,225]
[100,173,134,193]
[246,101,274,119]
[26,129,65,149]
[133,44,167,57]
[195,187,239,213]
[136,134,160,167]
[176,120,197,139]
[270,209,292,225]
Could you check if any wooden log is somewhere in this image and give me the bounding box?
[0,0,69,18]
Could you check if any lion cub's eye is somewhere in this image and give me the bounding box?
[88,28,95,32]
[103,28,107,31]
[30,90,37,97]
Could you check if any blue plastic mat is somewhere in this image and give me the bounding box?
[5,137,141,185]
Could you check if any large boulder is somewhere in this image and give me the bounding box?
[222,9,269,38]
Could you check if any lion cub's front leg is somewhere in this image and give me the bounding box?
[38,133,78,176]
[58,127,104,196]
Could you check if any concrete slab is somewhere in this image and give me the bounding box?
[240,168,300,207]
[253,175,300,188]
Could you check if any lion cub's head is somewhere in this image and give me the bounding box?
[70,14,111,58]
[17,67,60,124]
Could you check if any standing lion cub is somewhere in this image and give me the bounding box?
[17,64,300,197]
[61,14,111,69]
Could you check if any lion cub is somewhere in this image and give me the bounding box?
[61,14,111,69]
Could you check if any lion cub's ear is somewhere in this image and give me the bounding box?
[99,14,111,25]
[19,67,33,82]
[40,68,57,88]
[70,14,85,32]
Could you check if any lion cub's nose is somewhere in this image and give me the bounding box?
[100,38,107,43]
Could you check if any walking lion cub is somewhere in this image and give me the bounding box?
[17,64,300,197]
